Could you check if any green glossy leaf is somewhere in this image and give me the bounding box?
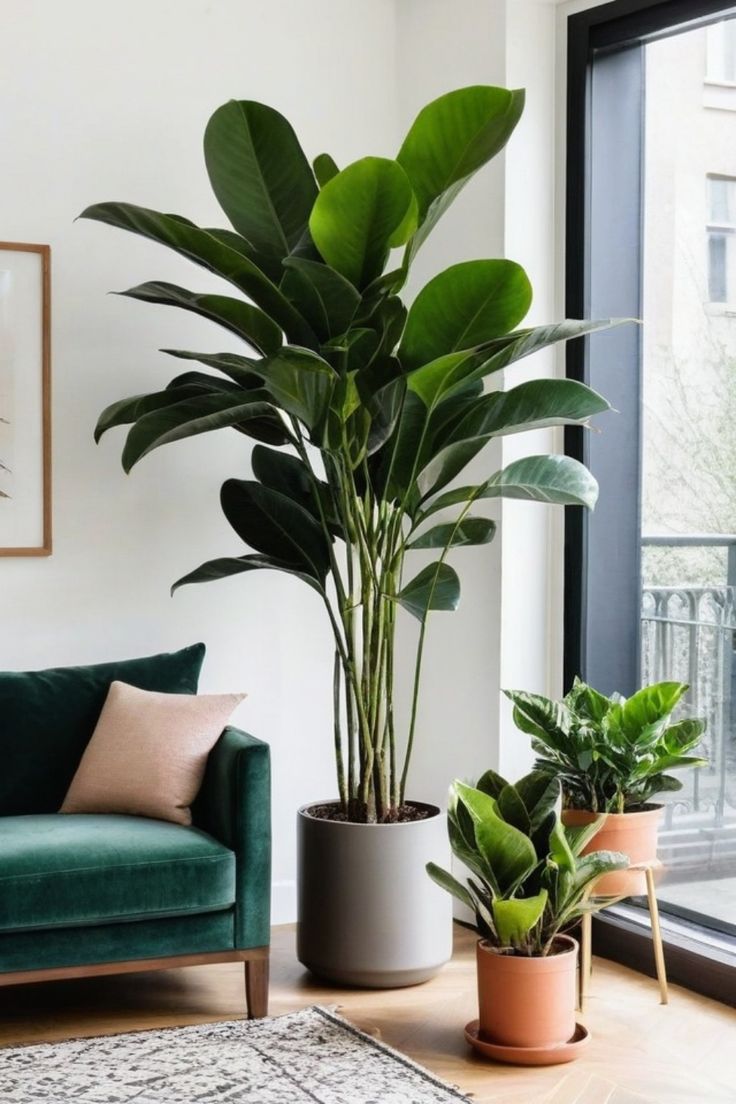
[503,689,572,748]
[313,152,339,187]
[252,443,313,499]
[78,202,316,346]
[204,100,317,263]
[634,754,708,778]
[406,318,630,412]
[514,771,561,832]
[564,817,607,858]
[492,891,548,947]
[220,480,331,582]
[497,784,531,834]
[373,390,433,501]
[165,370,242,393]
[156,361,290,446]
[467,318,632,383]
[466,879,496,939]
[455,782,537,895]
[663,718,707,752]
[118,282,282,356]
[96,386,209,444]
[397,561,460,620]
[309,157,417,289]
[121,392,273,472]
[365,376,405,456]
[251,444,339,534]
[609,682,689,744]
[343,330,380,375]
[414,438,490,501]
[574,850,629,895]
[419,455,599,521]
[639,774,683,797]
[171,553,326,597]
[426,862,476,911]
[400,260,532,372]
[406,350,478,411]
[160,349,262,388]
[253,347,335,430]
[354,296,407,375]
[476,768,508,800]
[407,516,495,550]
[397,85,524,254]
[548,818,576,875]
[484,454,599,508]
[448,797,496,891]
[445,378,611,443]
[564,677,610,724]
[280,257,360,341]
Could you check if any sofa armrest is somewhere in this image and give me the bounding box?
[193,726,271,949]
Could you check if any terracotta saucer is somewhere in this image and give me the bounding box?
[464,1020,590,1066]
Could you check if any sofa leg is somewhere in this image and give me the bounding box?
[245,955,269,1019]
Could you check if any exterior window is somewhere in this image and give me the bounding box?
[707,176,736,303]
[707,18,736,82]
[568,5,736,991]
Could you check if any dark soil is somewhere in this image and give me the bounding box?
[306,802,432,825]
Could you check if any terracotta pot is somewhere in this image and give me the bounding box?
[562,805,663,896]
[476,935,578,1049]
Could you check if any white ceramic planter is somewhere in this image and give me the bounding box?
[297,801,453,987]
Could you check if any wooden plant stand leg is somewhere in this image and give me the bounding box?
[646,867,669,1005]
[579,912,593,1013]
[245,955,270,1019]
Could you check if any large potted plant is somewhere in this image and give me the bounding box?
[428,770,627,1062]
[81,86,623,986]
[505,679,707,895]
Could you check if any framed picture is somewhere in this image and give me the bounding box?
[0,242,51,556]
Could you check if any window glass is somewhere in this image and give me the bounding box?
[642,20,736,934]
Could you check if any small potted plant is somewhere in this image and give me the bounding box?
[427,770,627,1063]
[504,679,707,895]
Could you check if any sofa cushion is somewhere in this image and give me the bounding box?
[0,644,205,816]
[0,814,235,933]
[61,682,245,826]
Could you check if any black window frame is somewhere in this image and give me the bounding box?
[565,0,736,1007]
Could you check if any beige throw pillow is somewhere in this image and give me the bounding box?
[61,680,245,825]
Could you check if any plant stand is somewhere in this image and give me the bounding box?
[578,861,668,1009]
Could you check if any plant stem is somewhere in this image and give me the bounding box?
[333,649,347,810]
[398,493,478,803]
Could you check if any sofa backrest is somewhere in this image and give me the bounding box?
[0,644,205,816]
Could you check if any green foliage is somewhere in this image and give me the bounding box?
[83,87,628,823]
[427,771,628,955]
[504,678,708,813]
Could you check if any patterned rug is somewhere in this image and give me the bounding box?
[0,1005,468,1103]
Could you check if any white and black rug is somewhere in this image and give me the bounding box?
[0,1005,468,1103]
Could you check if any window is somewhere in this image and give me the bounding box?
[707,175,736,302]
[707,17,736,81]
[567,0,736,1003]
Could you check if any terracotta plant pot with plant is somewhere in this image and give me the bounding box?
[428,770,628,1064]
[80,83,628,987]
[505,679,708,895]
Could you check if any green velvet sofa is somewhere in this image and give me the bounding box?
[0,644,271,1017]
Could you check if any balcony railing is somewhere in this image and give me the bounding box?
[642,535,736,872]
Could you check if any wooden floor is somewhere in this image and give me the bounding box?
[0,924,734,1103]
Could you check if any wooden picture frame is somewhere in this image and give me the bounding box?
[0,241,51,556]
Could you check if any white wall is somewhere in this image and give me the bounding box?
[393,0,509,808]
[0,0,399,922]
[0,0,571,921]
